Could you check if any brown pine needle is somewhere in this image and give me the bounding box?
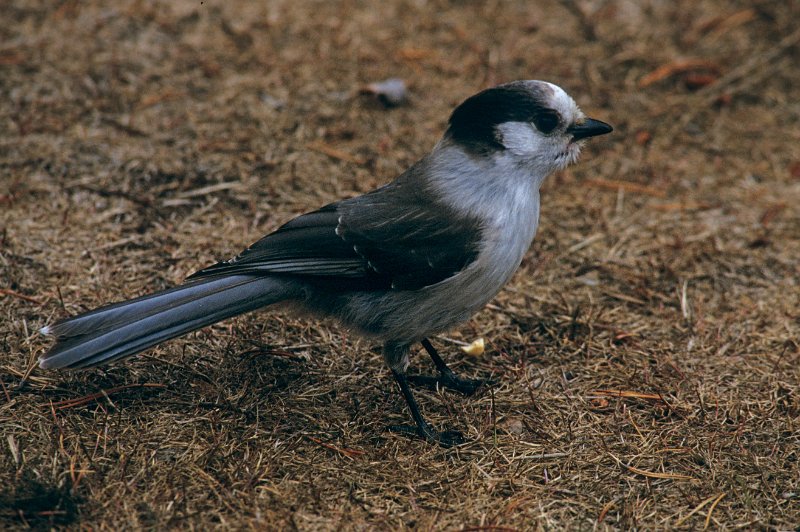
[0,288,43,305]
[49,384,166,410]
[609,452,694,481]
[396,48,433,60]
[593,389,664,401]
[598,499,617,523]
[638,59,721,88]
[584,178,667,198]
[704,493,726,530]
[461,525,519,532]
[651,201,713,211]
[675,493,725,526]
[137,90,186,109]
[623,463,694,480]
[306,436,365,459]
[307,142,366,165]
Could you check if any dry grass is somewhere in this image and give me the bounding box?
[1,0,799,529]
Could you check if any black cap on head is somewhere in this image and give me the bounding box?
[446,82,558,154]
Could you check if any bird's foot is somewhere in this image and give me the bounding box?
[407,370,494,396]
[387,422,465,447]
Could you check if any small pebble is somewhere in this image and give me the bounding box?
[360,78,408,107]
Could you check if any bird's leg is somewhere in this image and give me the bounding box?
[383,341,464,446]
[406,338,493,395]
[388,369,465,447]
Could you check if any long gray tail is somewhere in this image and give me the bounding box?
[39,275,300,370]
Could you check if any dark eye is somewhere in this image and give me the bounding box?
[533,111,559,134]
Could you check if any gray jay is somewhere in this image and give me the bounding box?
[39,80,612,446]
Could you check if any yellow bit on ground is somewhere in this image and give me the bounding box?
[460,338,485,356]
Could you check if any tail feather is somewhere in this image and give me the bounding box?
[39,275,300,370]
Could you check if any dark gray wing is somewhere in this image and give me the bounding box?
[188,183,483,291]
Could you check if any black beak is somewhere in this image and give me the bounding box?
[567,118,613,140]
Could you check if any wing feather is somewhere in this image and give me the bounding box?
[188,184,482,291]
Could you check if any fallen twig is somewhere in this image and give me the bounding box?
[593,389,664,401]
[307,141,366,165]
[176,181,243,199]
[0,288,43,305]
[670,26,800,132]
[609,452,694,481]
[49,383,166,410]
[639,59,721,88]
[598,498,618,523]
[651,201,713,211]
[675,493,725,527]
[584,178,667,198]
[704,492,726,530]
[306,436,365,459]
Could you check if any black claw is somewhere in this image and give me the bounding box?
[407,372,493,396]
[386,338,493,447]
[438,429,466,446]
[390,369,467,447]
[412,338,494,395]
[387,423,465,447]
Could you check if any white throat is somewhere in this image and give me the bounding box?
[424,140,547,229]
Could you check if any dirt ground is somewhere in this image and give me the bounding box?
[1,0,799,529]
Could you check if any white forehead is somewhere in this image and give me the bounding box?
[534,81,583,123]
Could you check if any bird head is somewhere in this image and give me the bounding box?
[445,80,612,174]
